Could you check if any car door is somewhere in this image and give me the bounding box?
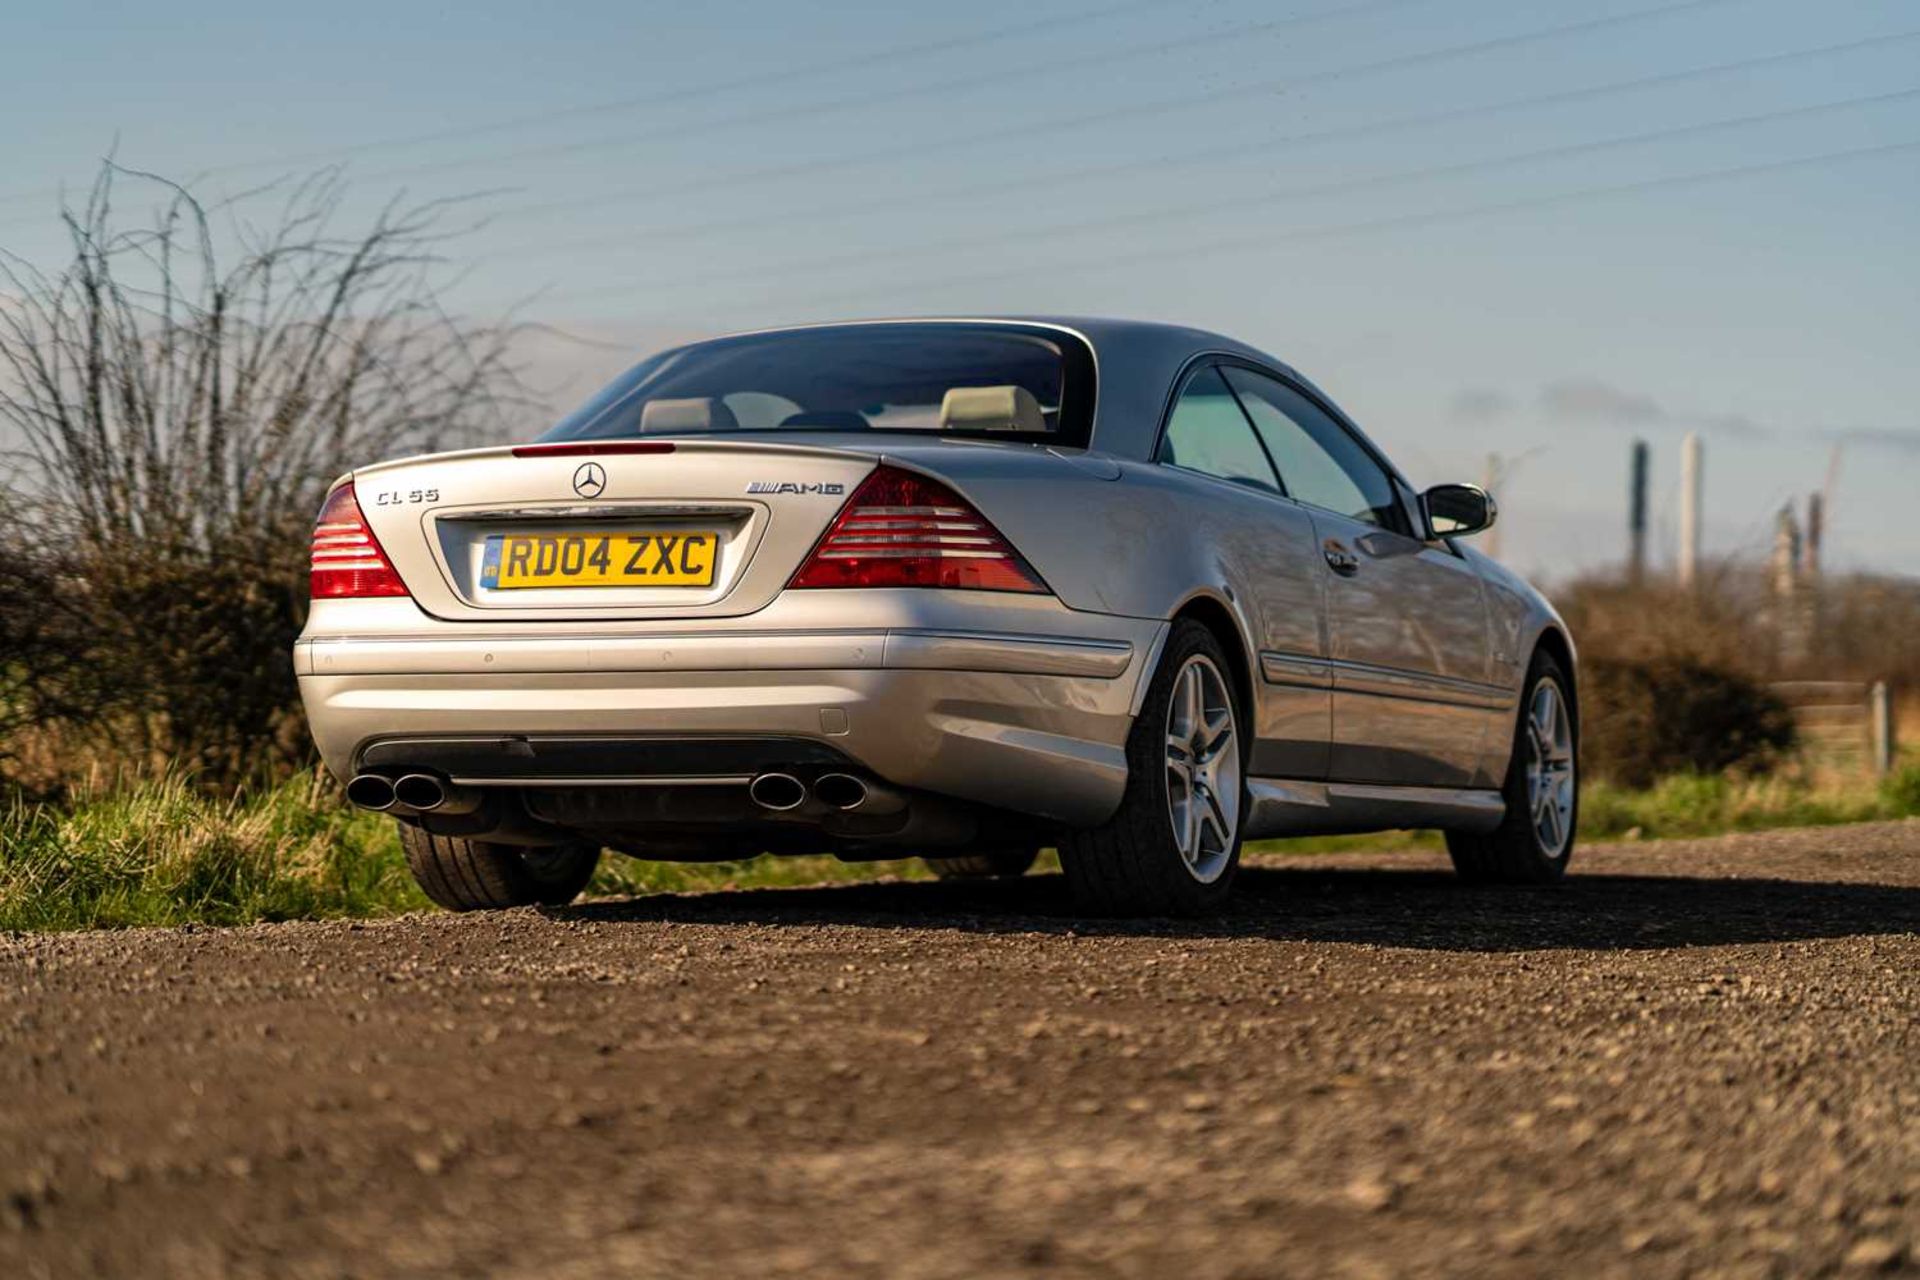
[1155,363,1330,779]
[1219,365,1500,788]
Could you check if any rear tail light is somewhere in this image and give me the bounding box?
[788,465,1049,594]
[309,482,408,599]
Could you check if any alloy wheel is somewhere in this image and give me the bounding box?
[1164,655,1241,884]
[1524,678,1576,858]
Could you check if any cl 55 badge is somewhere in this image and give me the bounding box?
[746,481,845,495]
[372,488,439,506]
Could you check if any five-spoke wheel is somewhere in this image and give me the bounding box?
[1060,619,1247,915]
[1164,654,1241,885]
[1446,649,1579,884]
[1523,677,1576,858]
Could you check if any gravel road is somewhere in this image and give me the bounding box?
[3,823,1917,1279]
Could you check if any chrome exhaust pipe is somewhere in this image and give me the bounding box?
[345,773,397,812]
[814,773,906,816]
[813,773,869,811]
[393,773,484,816]
[748,772,807,812]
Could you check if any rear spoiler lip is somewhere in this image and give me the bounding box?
[347,435,894,481]
[509,441,677,458]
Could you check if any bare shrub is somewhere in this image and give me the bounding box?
[1551,568,1793,784]
[1554,567,1776,676]
[1579,656,1795,789]
[1548,563,1920,784]
[0,165,521,792]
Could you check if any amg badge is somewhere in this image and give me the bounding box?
[746,481,845,495]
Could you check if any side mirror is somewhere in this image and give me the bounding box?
[1422,483,1497,538]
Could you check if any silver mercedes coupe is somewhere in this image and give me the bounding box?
[299,317,1578,915]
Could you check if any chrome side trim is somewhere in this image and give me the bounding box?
[1244,777,1505,838]
[1260,652,1334,689]
[1260,651,1513,710]
[1330,661,1513,711]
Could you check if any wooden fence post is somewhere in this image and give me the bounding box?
[1869,682,1894,776]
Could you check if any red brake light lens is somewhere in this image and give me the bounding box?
[788,466,1049,594]
[309,482,408,599]
[511,441,677,458]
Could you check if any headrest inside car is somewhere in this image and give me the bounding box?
[938,385,1047,434]
[638,397,739,433]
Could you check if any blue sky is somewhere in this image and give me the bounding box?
[3,0,1916,581]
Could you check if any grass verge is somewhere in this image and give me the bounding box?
[0,774,424,932]
[4,765,1916,932]
[1580,767,1920,841]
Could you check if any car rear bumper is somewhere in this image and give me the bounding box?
[296,621,1164,826]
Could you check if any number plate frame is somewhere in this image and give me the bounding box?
[479,530,720,590]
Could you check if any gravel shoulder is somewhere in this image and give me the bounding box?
[3,823,1917,1279]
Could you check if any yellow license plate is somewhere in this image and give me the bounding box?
[480,530,719,589]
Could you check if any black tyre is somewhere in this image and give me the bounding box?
[923,847,1040,880]
[398,823,600,911]
[1446,649,1578,884]
[1059,619,1246,916]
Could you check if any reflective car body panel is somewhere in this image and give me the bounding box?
[297,316,1572,851]
[299,589,1163,827]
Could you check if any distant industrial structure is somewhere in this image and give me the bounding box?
[1619,435,1895,776]
[1623,435,1838,595]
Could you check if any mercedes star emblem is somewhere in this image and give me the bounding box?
[572,461,607,498]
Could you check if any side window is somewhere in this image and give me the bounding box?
[1222,367,1403,530]
[1156,365,1280,494]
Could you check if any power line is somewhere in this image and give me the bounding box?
[484,28,1920,264]
[560,137,1920,322]
[541,84,1920,299]
[0,0,1744,234]
[0,0,1182,211]
[477,0,1752,230]
[342,0,1432,190]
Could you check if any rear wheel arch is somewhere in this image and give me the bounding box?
[1168,594,1256,735]
[1062,617,1246,915]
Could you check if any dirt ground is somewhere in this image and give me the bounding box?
[3,823,1916,1279]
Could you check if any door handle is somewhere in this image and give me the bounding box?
[1323,540,1359,575]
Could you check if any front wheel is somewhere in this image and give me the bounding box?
[1059,620,1246,916]
[1446,650,1577,884]
[399,823,600,911]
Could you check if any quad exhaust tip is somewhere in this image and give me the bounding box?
[393,773,448,812]
[349,771,482,816]
[393,773,486,816]
[812,773,869,811]
[345,773,397,812]
[748,772,807,812]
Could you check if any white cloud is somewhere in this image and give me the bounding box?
[1537,377,1770,439]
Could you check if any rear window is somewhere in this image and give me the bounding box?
[541,323,1095,446]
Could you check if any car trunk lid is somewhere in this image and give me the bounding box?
[350,439,878,622]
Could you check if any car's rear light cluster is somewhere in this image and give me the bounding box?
[310,482,409,599]
[788,465,1049,594]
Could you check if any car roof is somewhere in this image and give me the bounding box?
[684,315,1323,461]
